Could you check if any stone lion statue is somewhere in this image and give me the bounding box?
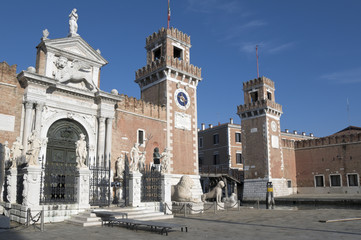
[201,180,225,203]
[171,175,199,202]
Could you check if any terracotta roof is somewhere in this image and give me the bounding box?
[329,126,361,137]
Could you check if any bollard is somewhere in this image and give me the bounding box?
[184,203,187,217]
[26,209,30,227]
[266,182,275,209]
[41,207,44,232]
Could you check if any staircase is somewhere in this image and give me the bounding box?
[67,206,173,227]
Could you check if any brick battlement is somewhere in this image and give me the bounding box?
[295,133,361,149]
[146,27,191,46]
[281,139,295,148]
[243,76,275,90]
[0,61,17,84]
[135,56,201,79]
[237,99,282,114]
[116,94,166,120]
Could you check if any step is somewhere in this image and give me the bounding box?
[71,215,101,222]
[66,218,102,227]
[133,214,174,221]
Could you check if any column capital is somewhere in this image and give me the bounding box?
[24,101,34,109]
[35,102,45,110]
[98,117,106,123]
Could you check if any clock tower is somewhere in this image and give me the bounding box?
[135,27,202,175]
[237,76,287,200]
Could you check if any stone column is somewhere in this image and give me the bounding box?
[104,118,113,168]
[22,101,34,155]
[34,102,44,132]
[97,117,106,166]
[22,166,42,209]
[161,174,172,214]
[76,168,91,209]
[6,168,17,204]
[129,172,142,207]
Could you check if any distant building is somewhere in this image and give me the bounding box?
[199,76,361,201]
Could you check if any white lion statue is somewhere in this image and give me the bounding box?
[171,175,200,202]
[201,180,225,203]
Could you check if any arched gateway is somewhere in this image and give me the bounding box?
[41,119,88,204]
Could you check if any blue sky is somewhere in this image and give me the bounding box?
[1,0,360,137]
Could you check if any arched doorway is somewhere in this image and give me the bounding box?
[41,119,88,204]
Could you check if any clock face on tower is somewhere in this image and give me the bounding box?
[175,88,190,110]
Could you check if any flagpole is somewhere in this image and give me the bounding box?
[256,45,259,78]
[167,0,171,29]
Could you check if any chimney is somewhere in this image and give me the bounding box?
[201,123,205,130]
[302,132,306,136]
[310,133,314,137]
[285,129,289,133]
[230,118,234,124]
[209,124,213,128]
[293,130,298,135]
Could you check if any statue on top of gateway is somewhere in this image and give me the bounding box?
[68,8,79,37]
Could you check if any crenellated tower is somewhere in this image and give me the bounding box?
[237,76,287,199]
[135,27,202,175]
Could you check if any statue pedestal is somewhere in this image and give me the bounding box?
[76,168,91,209]
[22,166,42,209]
[6,168,17,203]
[129,172,142,207]
[161,174,172,214]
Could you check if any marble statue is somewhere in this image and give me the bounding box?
[160,148,170,174]
[42,29,49,40]
[3,141,10,168]
[26,131,42,166]
[223,193,237,206]
[130,143,141,172]
[68,8,79,37]
[75,134,87,168]
[201,180,225,203]
[115,154,125,179]
[138,151,146,172]
[171,176,200,202]
[10,137,23,169]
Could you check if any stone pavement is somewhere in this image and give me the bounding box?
[1,207,361,240]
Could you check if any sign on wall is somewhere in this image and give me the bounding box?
[175,112,191,131]
[0,114,15,132]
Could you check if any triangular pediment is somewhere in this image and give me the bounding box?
[41,37,108,66]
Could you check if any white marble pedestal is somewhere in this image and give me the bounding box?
[22,166,42,209]
[6,168,17,203]
[161,174,172,214]
[129,172,142,207]
[76,168,91,209]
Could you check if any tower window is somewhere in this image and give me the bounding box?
[235,132,241,143]
[153,47,161,61]
[330,175,341,187]
[236,153,242,164]
[199,137,203,148]
[347,174,359,186]
[213,153,220,165]
[267,91,272,100]
[250,91,258,102]
[173,46,183,60]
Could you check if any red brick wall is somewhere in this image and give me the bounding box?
[0,62,24,147]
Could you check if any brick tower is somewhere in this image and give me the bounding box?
[237,76,287,200]
[135,27,202,175]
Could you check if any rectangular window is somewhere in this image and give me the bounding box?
[199,137,203,148]
[267,91,272,100]
[315,175,324,187]
[198,156,204,166]
[330,175,341,187]
[287,180,292,188]
[250,91,258,102]
[138,130,144,145]
[235,132,241,143]
[213,134,219,145]
[153,47,161,61]
[236,153,242,164]
[173,46,183,60]
[213,154,220,165]
[347,174,359,186]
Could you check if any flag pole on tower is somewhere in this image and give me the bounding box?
[168,0,171,29]
[256,45,260,78]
